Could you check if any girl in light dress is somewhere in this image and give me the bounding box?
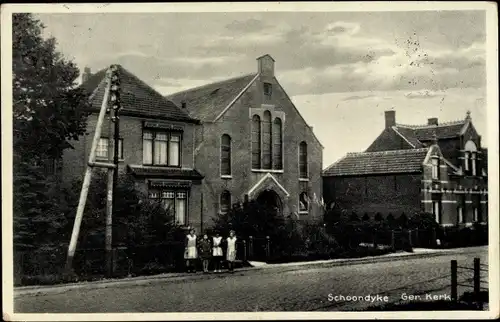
[226,230,237,273]
[184,228,198,273]
[212,231,223,273]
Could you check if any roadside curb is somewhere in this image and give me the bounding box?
[14,246,486,298]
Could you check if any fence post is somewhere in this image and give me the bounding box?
[415,228,419,247]
[408,229,413,248]
[391,230,395,250]
[266,236,270,259]
[432,227,437,247]
[373,229,378,249]
[249,236,254,259]
[243,240,247,262]
[474,257,482,309]
[451,260,457,302]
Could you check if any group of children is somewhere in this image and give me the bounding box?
[184,229,238,274]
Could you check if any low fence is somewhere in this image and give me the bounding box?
[14,224,488,286]
[451,257,488,309]
[343,224,488,250]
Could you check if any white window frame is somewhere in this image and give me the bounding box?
[299,192,309,214]
[471,152,477,176]
[142,130,182,167]
[431,157,439,180]
[433,200,441,224]
[220,134,232,178]
[457,207,464,224]
[149,189,189,225]
[298,141,309,180]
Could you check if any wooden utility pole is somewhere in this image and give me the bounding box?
[108,65,121,276]
[65,66,116,275]
[105,104,114,277]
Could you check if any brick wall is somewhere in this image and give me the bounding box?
[365,128,413,152]
[195,72,323,229]
[323,173,422,219]
[62,113,202,228]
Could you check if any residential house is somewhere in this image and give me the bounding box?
[166,54,324,230]
[322,110,488,227]
[62,65,204,229]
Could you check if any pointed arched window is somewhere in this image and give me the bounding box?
[299,141,308,179]
[273,117,283,169]
[220,190,231,214]
[251,115,261,169]
[221,134,231,176]
[262,111,272,169]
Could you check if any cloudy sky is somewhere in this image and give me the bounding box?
[36,10,488,168]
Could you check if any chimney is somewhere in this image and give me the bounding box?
[257,54,275,77]
[384,110,396,128]
[428,118,438,126]
[82,67,91,83]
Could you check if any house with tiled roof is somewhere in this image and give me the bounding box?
[62,65,204,228]
[323,110,488,227]
[166,54,324,229]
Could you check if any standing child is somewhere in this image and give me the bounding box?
[226,230,237,273]
[198,233,212,273]
[184,228,198,273]
[212,231,223,273]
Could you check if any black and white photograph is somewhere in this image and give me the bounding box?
[1,2,498,320]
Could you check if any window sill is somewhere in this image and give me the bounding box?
[299,178,309,182]
[251,169,284,173]
[221,175,232,180]
[96,158,125,163]
[142,164,182,168]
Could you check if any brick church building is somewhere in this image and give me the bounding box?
[322,110,488,227]
[167,54,324,231]
[62,55,323,233]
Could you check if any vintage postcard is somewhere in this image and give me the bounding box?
[1,2,498,321]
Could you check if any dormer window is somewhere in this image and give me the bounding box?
[431,157,439,180]
[263,82,272,98]
[471,152,477,176]
[464,140,478,176]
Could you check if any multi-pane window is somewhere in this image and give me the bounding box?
[251,115,261,169]
[143,130,181,166]
[96,137,123,159]
[299,192,309,213]
[262,111,272,169]
[221,134,231,176]
[299,141,308,179]
[252,112,284,171]
[96,138,109,159]
[149,190,188,225]
[464,140,478,175]
[220,190,231,214]
[431,157,439,180]
[272,118,283,170]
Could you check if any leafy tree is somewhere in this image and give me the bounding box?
[12,13,90,250]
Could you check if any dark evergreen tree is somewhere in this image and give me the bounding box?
[12,13,90,250]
